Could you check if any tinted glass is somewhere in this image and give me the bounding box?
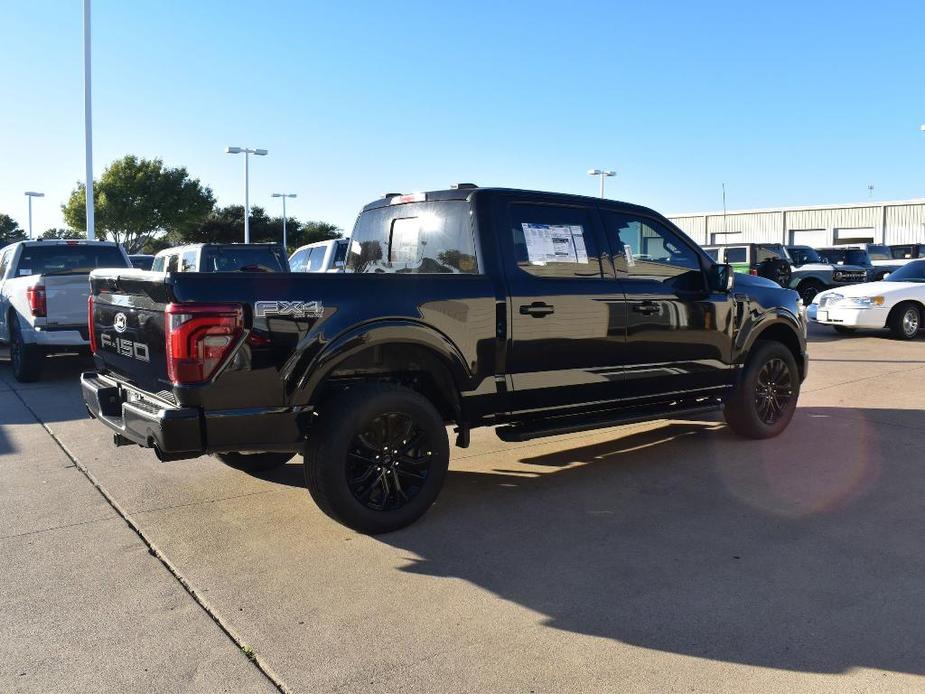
[0,249,11,278]
[306,247,326,272]
[181,250,197,272]
[14,244,127,276]
[130,256,154,270]
[151,255,166,272]
[201,246,288,272]
[844,249,868,266]
[817,249,844,264]
[702,248,719,261]
[332,240,348,265]
[756,244,787,263]
[788,247,822,265]
[885,260,925,282]
[891,245,915,259]
[508,203,601,279]
[603,212,702,288]
[725,247,747,263]
[347,201,477,274]
[866,245,891,260]
[166,255,180,272]
[288,249,308,272]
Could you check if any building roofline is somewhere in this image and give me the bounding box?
[668,197,925,219]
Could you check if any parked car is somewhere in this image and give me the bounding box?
[0,239,131,381]
[150,243,289,273]
[289,239,348,273]
[808,259,925,339]
[702,243,792,287]
[784,245,868,304]
[815,246,898,282]
[129,254,155,270]
[83,186,807,533]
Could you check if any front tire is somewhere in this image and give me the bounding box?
[888,303,921,340]
[797,280,824,306]
[304,384,450,534]
[214,451,295,472]
[724,341,800,439]
[9,315,42,383]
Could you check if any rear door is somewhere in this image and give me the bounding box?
[599,209,734,399]
[498,197,628,413]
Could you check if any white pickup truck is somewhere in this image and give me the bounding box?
[0,239,131,381]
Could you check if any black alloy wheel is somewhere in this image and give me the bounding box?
[303,384,450,534]
[346,412,434,512]
[754,357,794,425]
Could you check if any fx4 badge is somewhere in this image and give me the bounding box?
[254,300,324,319]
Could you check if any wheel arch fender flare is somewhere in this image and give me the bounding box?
[735,311,807,378]
[296,319,473,411]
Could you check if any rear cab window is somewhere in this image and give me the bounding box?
[201,246,288,272]
[347,201,478,274]
[14,243,128,276]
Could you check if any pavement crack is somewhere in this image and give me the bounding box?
[7,385,291,694]
[0,514,116,542]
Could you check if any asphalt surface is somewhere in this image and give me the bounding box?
[2,323,924,693]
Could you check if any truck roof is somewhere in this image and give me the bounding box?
[360,186,663,218]
[2,238,120,251]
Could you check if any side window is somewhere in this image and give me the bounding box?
[725,247,747,264]
[892,245,913,259]
[0,249,11,279]
[703,248,719,261]
[346,201,478,274]
[756,245,783,263]
[151,255,165,272]
[508,203,602,279]
[166,254,179,273]
[602,212,702,287]
[307,247,326,272]
[289,249,308,272]
[181,250,197,272]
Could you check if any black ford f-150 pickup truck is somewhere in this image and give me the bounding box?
[83,186,807,533]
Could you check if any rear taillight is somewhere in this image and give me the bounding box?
[88,295,97,354]
[165,304,244,385]
[26,284,47,317]
[749,268,758,276]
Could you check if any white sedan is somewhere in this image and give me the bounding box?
[807,259,925,340]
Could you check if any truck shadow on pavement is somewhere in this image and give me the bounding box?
[377,406,925,676]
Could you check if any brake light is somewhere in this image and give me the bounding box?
[26,284,46,317]
[88,295,97,354]
[389,192,426,205]
[165,304,244,385]
[749,268,758,276]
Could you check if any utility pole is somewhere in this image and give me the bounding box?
[83,0,95,239]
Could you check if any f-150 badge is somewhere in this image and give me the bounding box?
[254,300,324,319]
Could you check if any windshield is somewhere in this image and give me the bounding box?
[15,244,128,276]
[884,260,925,283]
[787,247,822,265]
[818,248,869,266]
[866,244,891,260]
[200,246,288,272]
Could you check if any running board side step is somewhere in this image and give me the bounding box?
[495,401,722,443]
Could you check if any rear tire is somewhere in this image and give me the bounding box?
[303,384,450,534]
[9,315,42,383]
[214,451,295,472]
[888,303,921,340]
[724,341,800,439]
[833,326,856,335]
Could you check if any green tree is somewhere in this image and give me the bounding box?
[183,205,341,254]
[41,228,84,240]
[1,213,25,245]
[62,155,215,252]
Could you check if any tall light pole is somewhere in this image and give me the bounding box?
[587,168,616,198]
[271,193,297,252]
[225,146,268,243]
[24,192,45,239]
[83,0,95,240]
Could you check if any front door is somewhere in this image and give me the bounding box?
[599,209,734,400]
[499,198,627,414]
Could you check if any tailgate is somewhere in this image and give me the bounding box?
[90,271,171,394]
[44,274,92,328]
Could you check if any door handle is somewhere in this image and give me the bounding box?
[519,302,555,317]
[632,301,660,316]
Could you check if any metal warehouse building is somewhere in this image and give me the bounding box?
[668,198,925,248]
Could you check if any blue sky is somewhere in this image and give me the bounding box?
[2,0,924,235]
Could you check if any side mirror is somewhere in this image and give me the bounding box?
[709,263,734,292]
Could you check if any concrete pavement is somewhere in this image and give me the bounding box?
[2,325,925,693]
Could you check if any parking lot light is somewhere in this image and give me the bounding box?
[24,191,45,239]
[271,193,297,252]
[225,146,268,243]
[588,168,616,198]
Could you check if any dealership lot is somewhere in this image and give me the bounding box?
[2,324,924,694]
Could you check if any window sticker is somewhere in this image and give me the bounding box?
[522,223,589,264]
[623,244,636,267]
[19,269,32,276]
